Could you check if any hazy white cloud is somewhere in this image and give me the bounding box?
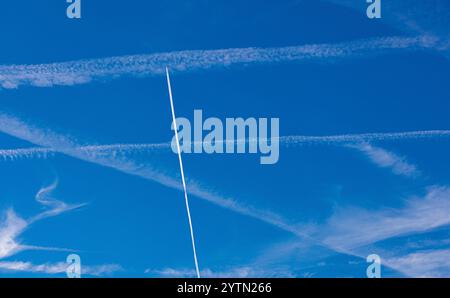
[384,249,450,278]
[0,209,28,259]
[0,261,121,276]
[0,35,439,89]
[146,266,294,278]
[347,142,419,177]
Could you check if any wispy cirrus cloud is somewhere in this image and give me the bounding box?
[0,182,121,277]
[0,35,440,89]
[318,186,450,251]
[347,142,419,177]
[30,180,87,223]
[0,181,85,260]
[242,185,450,277]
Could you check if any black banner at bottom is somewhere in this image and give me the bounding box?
[1,278,449,296]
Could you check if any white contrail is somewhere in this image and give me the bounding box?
[165,67,201,278]
[0,147,54,160]
[2,130,450,161]
[0,143,170,161]
[279,130,450,145]
[0,35,439,89]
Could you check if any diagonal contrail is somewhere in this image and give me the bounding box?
[0,35,440,89]
[165,67,201,278]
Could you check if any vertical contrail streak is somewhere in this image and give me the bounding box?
[165,67,201,278]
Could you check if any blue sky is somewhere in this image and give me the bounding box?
[0,0,449,277]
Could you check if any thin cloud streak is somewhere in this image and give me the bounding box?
[0,35,439,89]
[0,143,167,161]
[1,130,450,161]
[280,130,450,145]
[347,143,419,177]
